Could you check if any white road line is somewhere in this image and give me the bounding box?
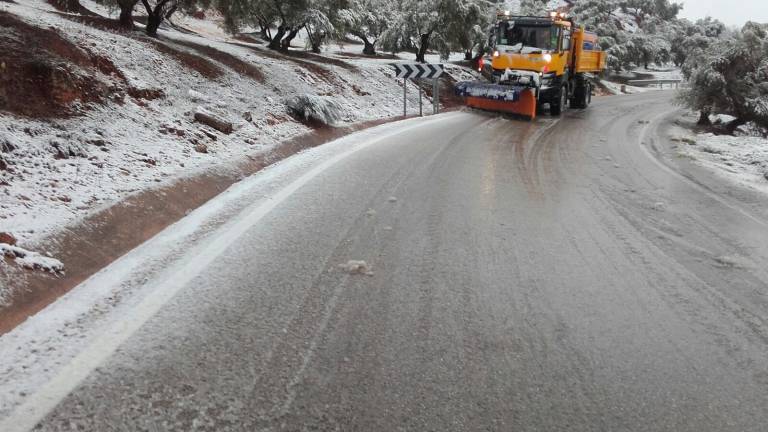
[0,112,463,432]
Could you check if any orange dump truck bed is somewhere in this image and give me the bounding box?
[572,28,606,73]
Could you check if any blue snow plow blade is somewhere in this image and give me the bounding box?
[454,81,522,102]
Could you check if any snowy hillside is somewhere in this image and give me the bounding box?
[0,1,471,246]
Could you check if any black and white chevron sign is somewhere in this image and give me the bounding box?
[392,63,444,79]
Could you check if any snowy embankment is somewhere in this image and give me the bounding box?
[675,131,768,195]
[0,0,477,292]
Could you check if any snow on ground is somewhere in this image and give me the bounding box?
[601,67,682,94]
[0,113,460,421]
[338,260,374,276]
[76,0,114,16]
[0,244,64,275]
[637,67,682,81]
[0,0,450,254]
[675,132,768,195]
[599,79,657,95]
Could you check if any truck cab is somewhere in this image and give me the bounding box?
[489,11,605,114]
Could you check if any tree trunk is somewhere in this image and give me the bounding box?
[362,39,376,55]
[259,24,270,41]
[310,34,323,54]
[305,24,323,54]
[146,11,163,37]
[416,32,431,63]
[268,25,287,50]
[281,26,301,51]
[472,49,484,69]
[118,1,136,29]
[353,32,376,55]
[164,4,177,19]
[697,109,711,126]
[725,117,746,134]
[194,110,234,134]
[472,47,484,62]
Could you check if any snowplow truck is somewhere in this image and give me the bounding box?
[456,11,606,120]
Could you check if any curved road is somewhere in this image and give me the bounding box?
[3,91,768,431]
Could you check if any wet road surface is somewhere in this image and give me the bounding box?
[5,92,768,431]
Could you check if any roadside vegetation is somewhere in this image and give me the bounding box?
[677,21,768,134]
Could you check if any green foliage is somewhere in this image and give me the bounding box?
[679,22,768,128]
[679,22,768,127]
[572,0,682,71]
[337,0,396,52]
[519,0,548,15]
[380,0,494,61]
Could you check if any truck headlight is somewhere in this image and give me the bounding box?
[540,72,556,86]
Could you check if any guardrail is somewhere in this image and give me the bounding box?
[627,79,684,89]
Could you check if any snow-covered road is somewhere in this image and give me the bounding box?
[2,92,768,431]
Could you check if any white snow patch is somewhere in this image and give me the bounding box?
[187,89,210,102]
[630,67,682,82]
[713,255,749,269]
[599,79,657,95]
[0,244,63,273]
[711,114,737,125]
[679,133,768,195]
[338,260,373,276]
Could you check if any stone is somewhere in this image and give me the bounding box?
[0,232,17,245]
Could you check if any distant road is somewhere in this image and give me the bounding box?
[3,92,768,431]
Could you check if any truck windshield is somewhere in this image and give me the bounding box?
[497,22,558,51]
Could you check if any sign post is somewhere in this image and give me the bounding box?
[433,79,438,114]
[392,63,444,117]
[403,78,407,116]
[418,79,423,117]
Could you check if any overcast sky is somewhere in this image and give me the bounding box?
[677,0,768,27]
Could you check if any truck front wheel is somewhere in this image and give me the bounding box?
[550,85,567,116]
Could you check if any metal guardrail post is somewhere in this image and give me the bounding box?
[626,78,683,88]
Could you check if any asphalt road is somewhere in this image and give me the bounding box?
[9,92,768,431]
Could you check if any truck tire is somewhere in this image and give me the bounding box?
[550,85,567,116]
[570,74,594,109]
[572,82,591,109]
